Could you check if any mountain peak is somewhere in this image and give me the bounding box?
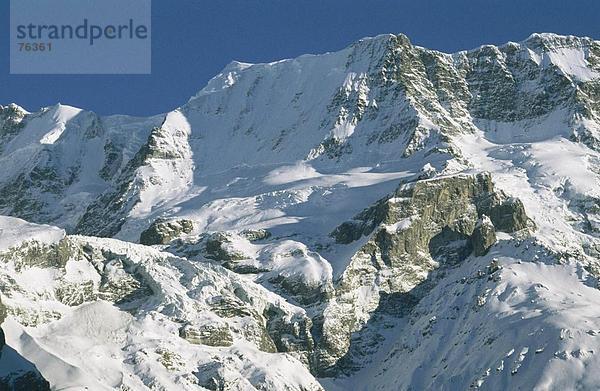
[0,103,28,115]
[521,32,596,49]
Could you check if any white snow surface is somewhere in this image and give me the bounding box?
[0,234,322,390]
[325,240,600,390]
[0,216,64,251]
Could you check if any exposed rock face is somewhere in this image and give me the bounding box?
[472,215,497,256]
[195,360,324,391]
[179,323,234,347]
[241,229,272,242]
[139,218,194,245]
[204,232,250,263]
[74,126,164,238]
[0,104,26,141]
[0,166,64,225]
[480,196,529,233]
[0,372,50,391]
[317,172,531,374]
[195,361,249,391]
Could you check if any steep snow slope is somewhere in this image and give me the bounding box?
[324,239,600,390]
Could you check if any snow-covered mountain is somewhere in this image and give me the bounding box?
[2,32,600,389]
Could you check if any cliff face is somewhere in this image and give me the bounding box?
[316,173,531,374]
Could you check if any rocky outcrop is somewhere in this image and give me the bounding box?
[139,219,194,245]
[316,172,531,374]
[179,323,234,347]
[0,238,80,272]
[0,166,68,225]
[0,372,50,391]
[204,232,250,263]
[194,357,324,391]
[472,215,497,256]
[240,229,272,242]
[479,195,529,233]
[0,104,26,141]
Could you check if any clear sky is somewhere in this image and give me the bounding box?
[2,0,600,116]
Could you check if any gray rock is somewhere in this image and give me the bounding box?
[194,361,245,391]
[0,104,26,140]
[317,172,531,374]
[139,219,194,245]
[204,232,249,262]
[179,323,233,347]
[471,215,497,256]
[240,228,272,242]
[486,197,529,232]
[0,371,51,391]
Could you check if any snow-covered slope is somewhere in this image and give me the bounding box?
[324,239,600,390]
[2,32,600,390]
[0,230,321,390]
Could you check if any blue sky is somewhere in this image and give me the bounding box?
[2,0,600,116]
